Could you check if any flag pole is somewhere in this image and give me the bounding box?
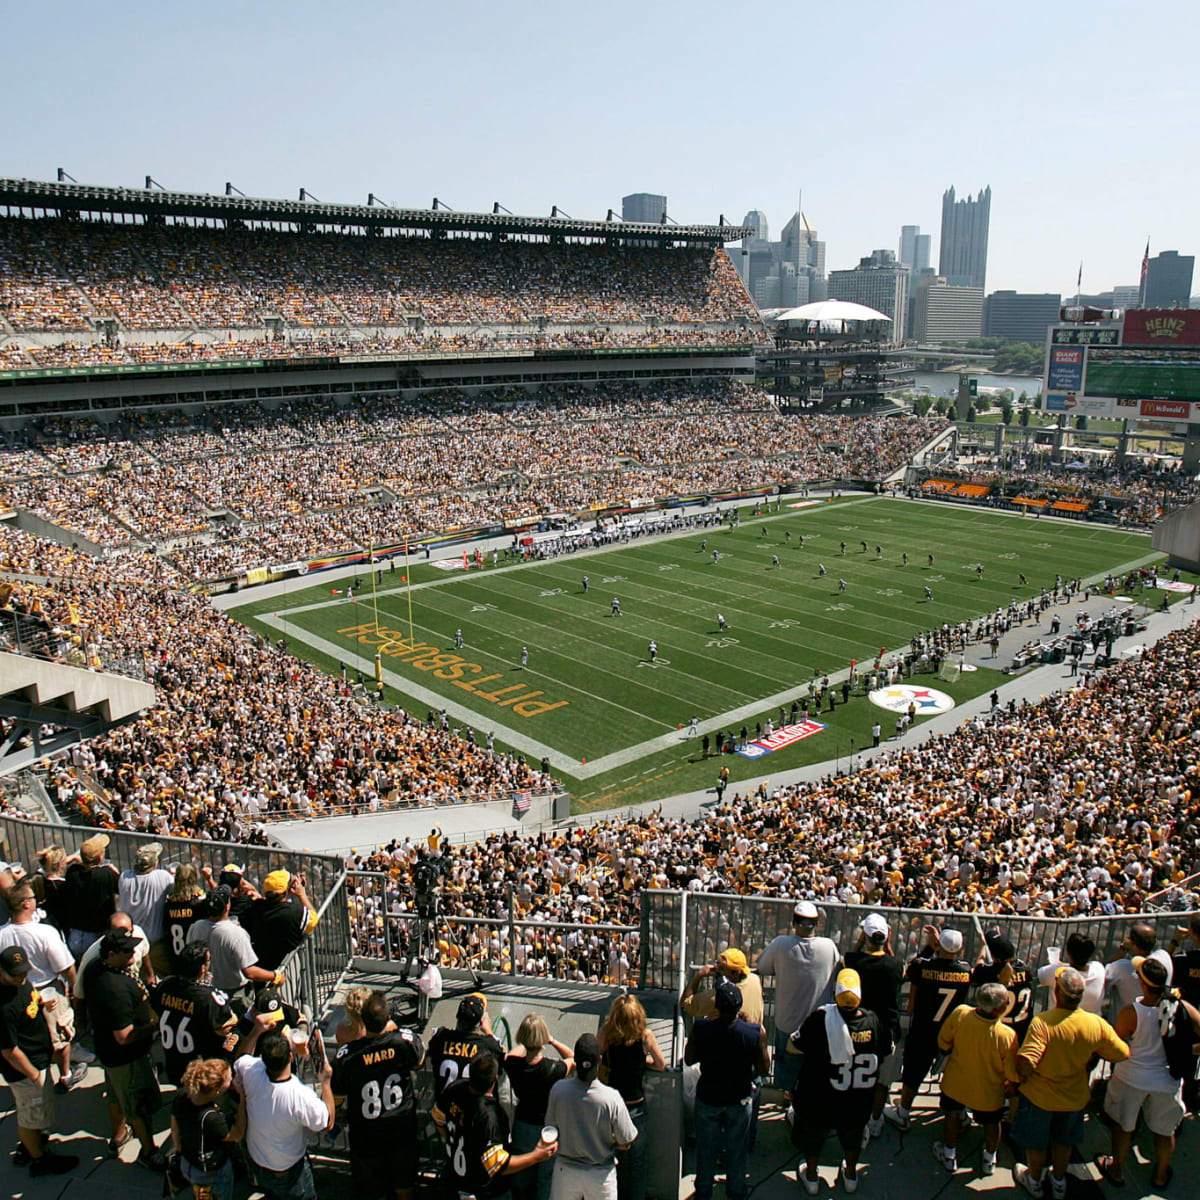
[405,538,414,645]
[370,543,379,630]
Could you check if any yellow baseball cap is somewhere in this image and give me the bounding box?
[263,870,291,895]
[835,969,862,1008]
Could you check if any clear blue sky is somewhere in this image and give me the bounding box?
[6,1,1197,296]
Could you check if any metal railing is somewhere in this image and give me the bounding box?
[0,812,346,914]
[644,891,1189,1036]
[346,870,639,982]
[0,606,150,682]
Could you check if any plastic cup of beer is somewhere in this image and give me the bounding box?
[540,1125,558,1148]
[290,1026,310,1055]
[1047,947,1060,964]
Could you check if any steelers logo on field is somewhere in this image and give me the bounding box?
[868,684,955,715]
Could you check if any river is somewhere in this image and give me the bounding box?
[911,370,1043,399]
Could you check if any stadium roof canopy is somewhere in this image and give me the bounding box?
[0,178,749,246]
[773,300,892,324]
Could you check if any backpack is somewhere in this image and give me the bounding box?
[1157,992,1198,1081]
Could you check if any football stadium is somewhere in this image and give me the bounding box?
[2,178,1199,1200]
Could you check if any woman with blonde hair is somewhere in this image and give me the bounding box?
[33,844,69,932]
[335,984,373,1045]
[504,1013,574,1200]
[170,1058,239,1200]
[162,862,207,971]
[598,994,666,1200]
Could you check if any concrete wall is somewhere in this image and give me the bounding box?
[1153,498,1200,571]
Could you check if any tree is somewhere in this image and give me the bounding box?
[974,393,992,413]
[912,395,934,417]
[967,405,977,423]
[1001,400,1014,425]
[934,396,952,416]
[1020,406,1031,427]
[1075,414,1088,431]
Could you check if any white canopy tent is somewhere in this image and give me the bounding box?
[772,299,892,328]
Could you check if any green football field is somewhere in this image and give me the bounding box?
[230,497,1169,811]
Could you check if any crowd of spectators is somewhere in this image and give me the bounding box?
[0,215,765,383]
[0,523,554,838]
[0,384,947,576]
[920,459,1200,528]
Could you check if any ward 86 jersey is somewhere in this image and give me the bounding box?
[331,1027,426,1150]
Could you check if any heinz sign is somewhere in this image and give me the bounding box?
[1122,309,1200,347]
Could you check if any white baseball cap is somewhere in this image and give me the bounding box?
[938,929,964,954]
[861,913,889,942]
[793,901,819,920]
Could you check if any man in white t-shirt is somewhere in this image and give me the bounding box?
[1036,932,1107,1014]
[0,882,85,1089]
[236,1022,334,1199]
[1104,922,1173,1016]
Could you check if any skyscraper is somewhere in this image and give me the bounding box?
[741,210,769,241]
[827,250,908,340]
[621,193,667,223]
[938,185,991,291]
[1144,250,1195,307]
[898,226,930,274]
[982,292,1061,343]
[739,206,826,308]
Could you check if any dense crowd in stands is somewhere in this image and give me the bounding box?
[0,525,554,835]
[921,460,1200,527]
[0,384,946,575]
[0,215,766,379]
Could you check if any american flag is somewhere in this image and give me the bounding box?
[1140,239,1150,303]
[512,791,533,813]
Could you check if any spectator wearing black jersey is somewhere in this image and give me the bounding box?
[505,1014,574,1200]
[429,994,505,1105]
[61,834,119,961]
[246,870,319,974]
[153,942,239,1085]
[840,913,903,1141]
[789,969,891,1195]
[0,946,79,1177]
[972,931,1035,1046]
[83,928,166,1171]
[162,864,206,973]
[433,1050,555,1200]
[883,926,971,1132]
[170,1057,239,1200]
[331,989,426,1200]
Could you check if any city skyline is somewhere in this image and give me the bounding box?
[3,1,1197,295]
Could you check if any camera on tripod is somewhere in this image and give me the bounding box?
[413,849,447,917]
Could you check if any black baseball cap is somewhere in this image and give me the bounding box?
[100,929,139,957]
[986,933,1016,962]
[255,986,286,1025]
[574,1032,601,1074]
[457,995,485,1026]
[0,946,30,977]
[714,978,743,1014]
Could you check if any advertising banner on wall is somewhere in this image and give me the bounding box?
[1047,346,1086,393]
[1122,309,1200,347]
